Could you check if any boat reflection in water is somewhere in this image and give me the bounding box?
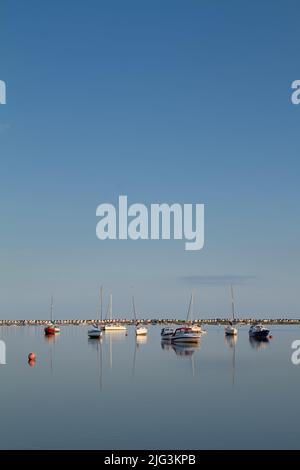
[161,340,200,357]
[88,336,103,349]
[161,342,201,377]
[44,331,59,375]
[44,333,58,344]
[225,334,237,386]
[132,335,147,377]
[161,340,173,352]
[136,335,148,346]
[171,343,200,357]
[249,336,270,350]
[225,333,237,349]
[88,335,103,390]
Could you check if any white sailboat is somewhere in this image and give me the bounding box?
[132,296,148,336]
[225,285,238,336]
[169,292,203,342]
[104,294,127,331]
[88,286,103,338]
[186,292,202,333]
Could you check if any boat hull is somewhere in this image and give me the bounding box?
[249,330,269,338]
[225,326,238,336]
[136,328,147,336]
[88,330,102,338]
[104,325,127,331]
[44,327,60,336]
[171,335,201,344]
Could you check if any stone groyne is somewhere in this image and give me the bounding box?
[0,318,299,326]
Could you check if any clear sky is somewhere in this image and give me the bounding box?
[0,0,299,319]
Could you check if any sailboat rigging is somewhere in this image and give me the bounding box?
[186,292,202,333]
[44,296,60,336]
[132,295,147,336]
[103,294,127,331]
[225,285,238,336]
[88,286,103,338]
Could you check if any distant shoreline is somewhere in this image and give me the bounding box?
[0,319,299,326]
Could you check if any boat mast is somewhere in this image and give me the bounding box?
[132,296,137,323]
[230,285,235,321]
[191,292,194,322]
[186,292,194,322]
[109,294,112,322]
[50,295,54,323]
[109,334,112,368]
[100,285,103,322]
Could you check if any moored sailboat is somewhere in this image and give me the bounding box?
[132,295,148,336]
[88,286,103,338]
[103,294,127,331]
[44,296,60,336]
[186,292,202,333]
[225,285,238,336]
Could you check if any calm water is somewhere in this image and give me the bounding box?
[0,325,299,449]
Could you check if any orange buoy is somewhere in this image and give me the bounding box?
[28,352,36,361]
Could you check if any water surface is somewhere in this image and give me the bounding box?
[0,325,299,449]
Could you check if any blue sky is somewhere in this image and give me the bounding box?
[0,0,300,319]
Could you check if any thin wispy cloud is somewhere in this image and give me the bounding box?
[181,275,257,286]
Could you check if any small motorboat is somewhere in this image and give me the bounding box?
[171,327,201,344]
[249,324,269,339]
[161,327,174,340]
[225,324,238,336]
[135,325,148,336]
[44,323,60,336]
[88,325,102,338]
